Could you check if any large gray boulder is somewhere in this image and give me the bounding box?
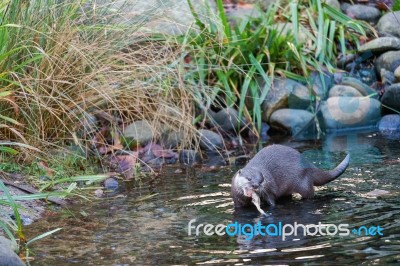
[0,236,25,266]
[261,78,311,122]
[321,97,381,130]
[92,0,216,35]
[269,109,314,136]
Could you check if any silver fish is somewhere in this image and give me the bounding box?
[251,192,267,216]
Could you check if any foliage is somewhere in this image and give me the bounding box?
[0,0,197,152]
[181,0,373,132]
[182,0,305,132]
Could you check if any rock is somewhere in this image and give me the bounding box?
[97,0,217,36]
[364,189,391,197]
[76,113,98,138]
[160,128,185,149]
[203,151,227,167]
[179,149,201,166]
[346,5,381,23]
[104,178,119,190]
[123,120,153,145]
[198,129,223,150]
[260,122,270,142]
[359,37,400,54]
[381,83,400,112]
[208,107,246,132]
[261,78,311,122]
[340,2,351,13]
[377,11,400,38]
[269,109,314,136]
[325,0,341,10]
[329,85,363,97]
[333,72,347,84]
[320,97,381,130]
[355,68,377,87]
[225,3,261,22]
[379,114,400,131]
[376,50,400,78]
[0,236,25,266]
[141,143,178,166]
[310,70,334,100]
[394,66,400,82]
[341,77,377,97]
[381,68,396,85]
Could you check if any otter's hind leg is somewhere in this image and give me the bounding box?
[296,179,315,199]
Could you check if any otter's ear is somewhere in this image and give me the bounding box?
[238,170,242,175]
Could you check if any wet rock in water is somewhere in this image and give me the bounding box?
[377,11,400,38]
[261,78,311,122]
[378,114,400,138]
[320,97,381,130]
[359,37,400,54]
[329,85,363,98]
[269,109,314,136]
[346,4,381,23]
[198,129,223,151]
[381,83,400,112]
[0,236,25,266]
[104,177,119,190]
[375,50,400,75]
[123,120,153,145]
[208,107,246,133]
[179,149,201,166]
[341,77,377,97]
[310,70,334,100]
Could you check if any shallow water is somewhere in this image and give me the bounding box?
[26,131,400,265]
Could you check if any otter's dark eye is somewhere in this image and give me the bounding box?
[246,176,251,181]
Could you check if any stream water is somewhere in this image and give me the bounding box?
[25,131,400,265]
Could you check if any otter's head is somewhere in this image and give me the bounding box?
[231,168,264,207]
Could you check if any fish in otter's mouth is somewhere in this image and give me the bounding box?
[235,173,267,216]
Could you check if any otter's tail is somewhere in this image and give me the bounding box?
[311,154,350,186]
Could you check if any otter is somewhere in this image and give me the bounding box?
[231,144,350,208]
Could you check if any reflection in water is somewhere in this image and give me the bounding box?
[26,132,400,265]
